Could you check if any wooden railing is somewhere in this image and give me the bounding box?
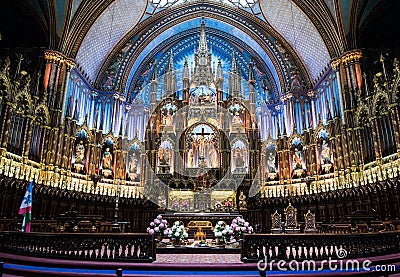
[0,232,155,262]
[241,231,400,263]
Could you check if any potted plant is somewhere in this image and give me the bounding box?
[224,200,233,211]
[146,215,169,241]
[169,221,188,245]
[230,216,253,241]
[213,221,233,245]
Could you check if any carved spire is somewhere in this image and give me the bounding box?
[216,57,223,81]
[72,99,78,121]
[198,21,208,54]
[93,109,99,130]
[282,116,287,136]
[183,57,189,80]
[231,52,238,73]
[65,96,72,119]
[182,57,190,92]
[151,61,158,81]
[164,51,176,99]
[229,51,241,98]
[168,50,174,72]
[248,60,255,83]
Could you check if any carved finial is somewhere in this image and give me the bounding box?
[248,60,255,83]
[65,96,72,118]
[151,60,158,81]
[72,100,78,121]
[84,114,88,126]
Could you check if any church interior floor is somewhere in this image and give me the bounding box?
[154,253,242,263]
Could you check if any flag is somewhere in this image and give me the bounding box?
[18,182,33,232]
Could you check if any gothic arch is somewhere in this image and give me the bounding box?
[99,3,312,92]
[76,127,92,143]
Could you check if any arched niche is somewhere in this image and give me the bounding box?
[185,123,219,169]
[100,136,115,178]
[316,129,334,175]
[262,141,279,181]
[157,139,174,174]
[231,138,249,173]
[127,141,144,182]
[72,129,90,174]
[289,136,306,178]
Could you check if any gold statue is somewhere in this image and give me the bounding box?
[194,227,206,241]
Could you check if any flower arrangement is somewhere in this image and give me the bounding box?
[172,200,179,209]
[214,221,233,243]
[146,215,169,238]
[224,200,233,209]
[230,216,253,240]
[169,221,188,243]
[181,200,189,209]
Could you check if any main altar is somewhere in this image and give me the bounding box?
[162,212,241,228]
[167,190,236,212]
[143,22,253,216]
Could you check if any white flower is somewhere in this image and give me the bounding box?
[175,232,180,237]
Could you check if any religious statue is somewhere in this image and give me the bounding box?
[232,112,243,125]
[199,136,206,158]
[158,147,172,173]
[293,148,302,169]
[235,150,245,168]
[102,148,112,169]
[129,156,138,173]
[267,152,276,173]
[194,227,206,241]
[210,147,218,168]
[75,141,85,164]
[187,148,195,168]
[163,149,171,164]
[239,191,247,210]
[157,195,166,209]
[162,109,173,125]
[321,140,332,164]
[291,71,303,90]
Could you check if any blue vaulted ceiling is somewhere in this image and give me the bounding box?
[124,18,281,103]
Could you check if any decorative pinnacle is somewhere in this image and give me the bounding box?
[198,21,208,54]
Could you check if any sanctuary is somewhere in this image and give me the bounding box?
[0,0,400,276]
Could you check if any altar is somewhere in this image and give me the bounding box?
[162,212,241,234]
[168,190,236,211]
